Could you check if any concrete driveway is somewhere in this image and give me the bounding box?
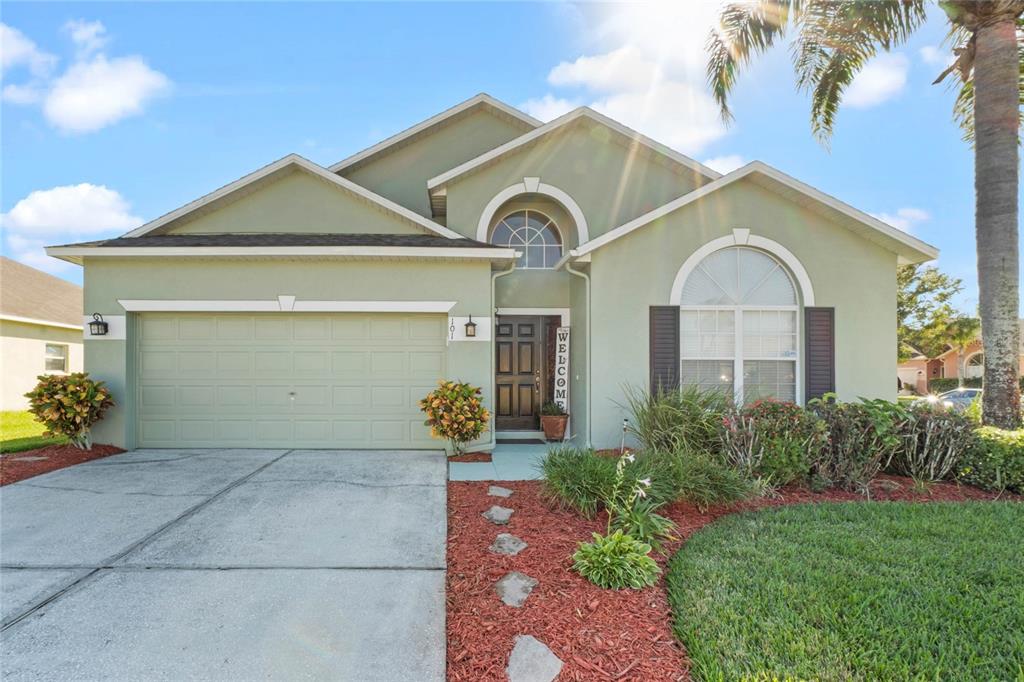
[0,449,447,681]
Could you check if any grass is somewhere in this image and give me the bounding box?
[0,411,65,453]
[666,502,1024,681]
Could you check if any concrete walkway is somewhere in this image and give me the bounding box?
[448,443,549,481]
[0,449,446,681]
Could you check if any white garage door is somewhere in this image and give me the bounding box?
[136,313,447,448]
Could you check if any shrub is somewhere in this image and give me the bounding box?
[890,405,976,482]
[622,385,729,454]
[572,530,661,589]
[419,380,489,456]
[720,399,828,485]
[540,447,616,517]
[24,373,114,450]
[608,498,678,555]
[959,427,1024,493]
[928,376,1024,394]
[672,450,755,511]
[807,396,904,491]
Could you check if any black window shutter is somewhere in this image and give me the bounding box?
[649,306,680,393]
[805,307,835,401]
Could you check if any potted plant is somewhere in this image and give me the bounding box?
[540,401,569,441]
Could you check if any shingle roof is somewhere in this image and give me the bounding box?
[54,233,495,249]
[0,257,83,327]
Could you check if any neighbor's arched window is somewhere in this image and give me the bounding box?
[679,247,799,403]
[491,210,562,269]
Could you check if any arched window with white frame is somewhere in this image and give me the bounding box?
[678,246,800,403]
[490,209,563,269]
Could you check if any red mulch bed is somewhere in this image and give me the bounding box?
[447,476,1015,681]
[0,444,124,485]
[450,451,493,463]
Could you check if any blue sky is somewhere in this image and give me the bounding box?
[0,2,1010,314]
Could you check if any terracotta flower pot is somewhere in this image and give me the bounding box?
[540,415,569,441]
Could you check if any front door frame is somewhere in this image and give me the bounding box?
[494,308,570,433]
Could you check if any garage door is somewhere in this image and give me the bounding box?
[136,313,447,448]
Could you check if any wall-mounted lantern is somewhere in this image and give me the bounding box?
[464,315,477,338]
[88,313,109,336]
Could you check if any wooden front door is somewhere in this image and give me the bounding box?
[495,316,544,430]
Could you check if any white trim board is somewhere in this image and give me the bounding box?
[120,154,463,240]
[476,180,590,245]
[329,93,540,173]
[496,307,570,326]
[118,299,458,313]
[427,107,721,191]
[0,314,83,331]
[571,161,938,264]
[46,245,519,264]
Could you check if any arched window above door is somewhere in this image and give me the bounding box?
[490,209,563,269]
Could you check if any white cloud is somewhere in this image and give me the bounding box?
[871,207,929,232]
[522,3,729,155]
[0,23,57,77]
[548,45,659,93]
[919,46,952,66]
[63,19,108,59]
[519,94,578,122]
[2,82,43,104]
[43,54,170,133]
[4,235,74,275]
[1,183,143,237]
[845,53,909,108]
[702,154,746,174]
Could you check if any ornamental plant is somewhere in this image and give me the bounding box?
[959,427,1024,493]
[890,404,976,483]
[24,373,114,450]
[603,450,678,554]
[720,399,828,486]
[572,530,661,590]
[807,396,905,492]
[418,380,489,456]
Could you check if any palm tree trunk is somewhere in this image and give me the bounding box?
[974,14,1022,428]
[958,349,966,388]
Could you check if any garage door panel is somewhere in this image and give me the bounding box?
[137,313,446,448]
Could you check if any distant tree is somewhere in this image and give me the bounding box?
[897,264,964,361]
[942,316,983,386]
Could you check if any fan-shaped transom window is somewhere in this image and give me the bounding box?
[679,247,800,403]
[491,210,562,269]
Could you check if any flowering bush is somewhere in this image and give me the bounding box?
[24,373,114,450]
[720,399,828,485]
[419,380,489,456]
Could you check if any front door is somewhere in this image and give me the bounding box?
[495,316,544,430]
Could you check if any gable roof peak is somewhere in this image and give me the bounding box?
[328,93,540,174]
[122,153,462,240]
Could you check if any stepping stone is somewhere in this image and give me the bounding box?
[482,505,513,525]
[506,635,563,682]
[495,571,537,607]
[489,533,527,556]
[488,485,513,498]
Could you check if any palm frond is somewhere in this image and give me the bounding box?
[948,18,1024,143]
[706,1,799,121]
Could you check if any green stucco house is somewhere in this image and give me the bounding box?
[48,93,938,451]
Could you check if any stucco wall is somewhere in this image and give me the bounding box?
[341,108,533,219]
[1,320,84,410]
[82,257,493,448]
[166,170,424,236]
[585,179,898,448]
[444,120,709,242]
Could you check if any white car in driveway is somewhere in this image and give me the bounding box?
[916,387,982,412]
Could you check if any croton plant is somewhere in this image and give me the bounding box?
[419,380,490,456]
[24,372,115,450]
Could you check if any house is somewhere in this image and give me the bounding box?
[898,322,1024,393]
[47,93,938,450]
[0,257,84,410]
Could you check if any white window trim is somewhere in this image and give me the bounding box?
[44,343,69,373]
[492,208,564,270]
[476,179,590,245]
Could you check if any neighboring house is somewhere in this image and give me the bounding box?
[47,93,938,450]
[899,322,1024,393]
[0,257,84,410]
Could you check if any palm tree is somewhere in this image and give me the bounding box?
[707,0,1022,428]
[943,316,982,386]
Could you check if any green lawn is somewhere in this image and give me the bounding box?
[0,411,65,453]
[667,502,1024,681]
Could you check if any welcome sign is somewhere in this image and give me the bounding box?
[554,326,570,412]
